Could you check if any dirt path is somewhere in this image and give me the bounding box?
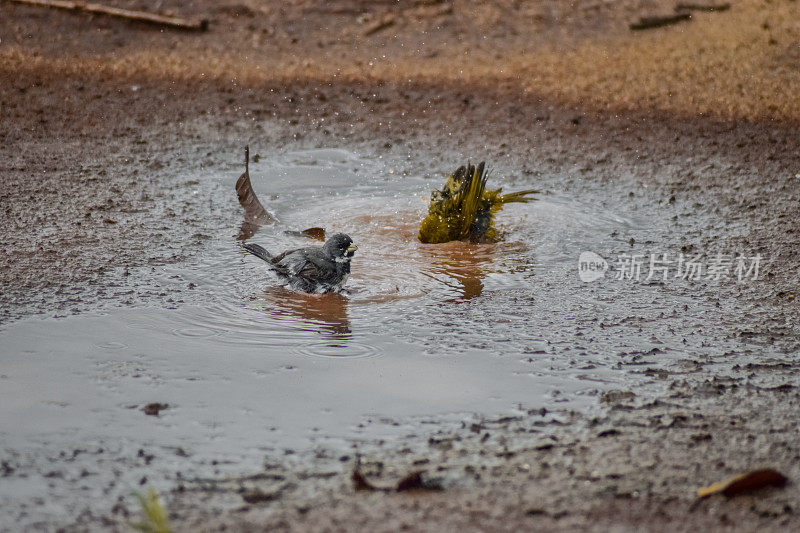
[1,0,799,531]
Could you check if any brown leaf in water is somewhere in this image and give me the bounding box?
[236,145,275,226]
[396,470,443,492]
[697,469,788,498]
[283,227,327,241]
[352,460,442,492]
[352,469,384,492]
[241,488,279,504]
[142,403,168,416]
[300,227,326,241]
[395,471,425,492]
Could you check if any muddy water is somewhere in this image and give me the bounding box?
[0,149,784,528]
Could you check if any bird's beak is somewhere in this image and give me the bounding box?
[347,243,358,254]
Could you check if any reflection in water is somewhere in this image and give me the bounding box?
[419,241,495,300]
[349,213,499,301]
[257,287,351,336]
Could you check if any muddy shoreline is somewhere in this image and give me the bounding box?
[2,1,800,531]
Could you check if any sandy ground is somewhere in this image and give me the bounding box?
[2,0,800,530]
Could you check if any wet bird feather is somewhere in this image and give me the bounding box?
[418,162,538,243]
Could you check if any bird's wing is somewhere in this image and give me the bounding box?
[271,249,327,281]
[270,248,298,264]
[266,249,302,277]
[292,255,332,283]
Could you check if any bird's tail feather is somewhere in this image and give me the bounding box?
[456,162,488,238]
[242,242,272,263]
[498,189,539,203]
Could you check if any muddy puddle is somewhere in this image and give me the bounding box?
[0,149,786,528]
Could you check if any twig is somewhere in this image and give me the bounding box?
[9,0,209,31]
[630,13,691,31]
[364,14,395,36]
[675,3,730,12]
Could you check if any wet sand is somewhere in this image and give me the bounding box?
[1,0,800,531]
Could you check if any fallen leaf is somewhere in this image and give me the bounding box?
[142,403,168,416]
[396,471,443,492]
[352,459,442,492]
[283,227,327,241]
[396,471,425,491]
[241,488,279,503]
[697,469,788,498]
[236,145,275,226]
[352,469,385,492]
[300,227,326,241]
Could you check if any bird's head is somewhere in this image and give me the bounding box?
[323,233,358,260]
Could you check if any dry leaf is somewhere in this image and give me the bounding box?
[300,227,326,241]
[142,402,168,416]
[352,469,385,492]
[283,227,327,241]
[236,145,275,226]
[697,469,788,498]
[352,459,442,492]
[241,488,279,504]
[396,471,443,492]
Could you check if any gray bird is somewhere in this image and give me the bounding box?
[242,233,358,293]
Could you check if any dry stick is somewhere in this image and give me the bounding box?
[9,0,209,31]
[675,3,730,12]
[364,15,395,36]
[630,13,691,31]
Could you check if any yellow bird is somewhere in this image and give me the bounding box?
[418,162,538,244]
